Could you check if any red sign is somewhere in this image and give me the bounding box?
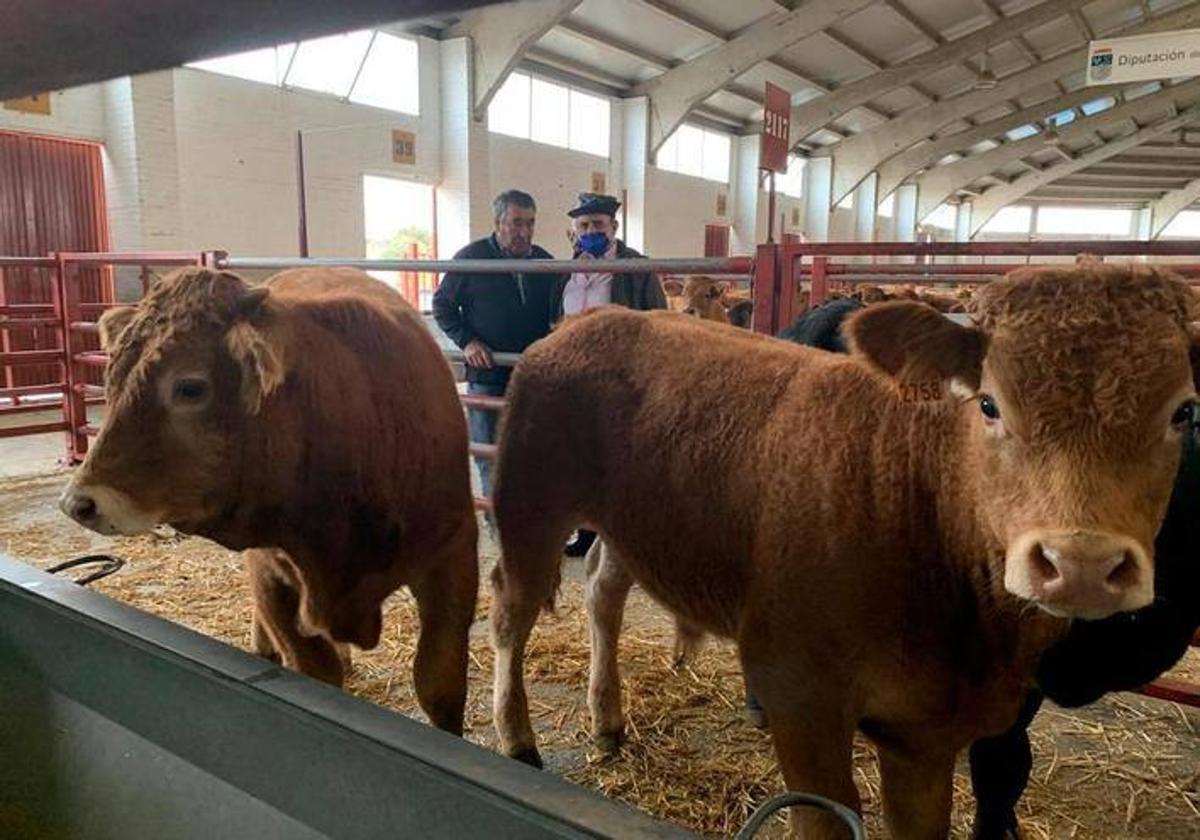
[760,82,791,174]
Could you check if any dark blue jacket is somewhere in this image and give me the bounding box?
[432,235,564,385]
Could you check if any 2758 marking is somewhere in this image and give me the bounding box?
[899,382,943,403]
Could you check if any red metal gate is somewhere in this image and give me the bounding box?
[0,131,111,391]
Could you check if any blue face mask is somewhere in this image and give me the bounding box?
[577,231,610,257]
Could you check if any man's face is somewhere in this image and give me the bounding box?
[496,205,537,257]
[572,213,616,239]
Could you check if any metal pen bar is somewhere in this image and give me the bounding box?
[785,240,1200,257]
[444,350,521,368]
[219,256,754,275]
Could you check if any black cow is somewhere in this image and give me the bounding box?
[774,296,1200,839]
[776,297,863,351]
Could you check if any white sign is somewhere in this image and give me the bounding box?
[1087,28,1200,85]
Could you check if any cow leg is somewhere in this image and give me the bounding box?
[490,527,567,768]
[877,742,956,840]
[409,522,478,737]
[246,549,345,687]
[759,702,861,839]
[671,615,705,669]
[742,629,860,838]
[250,610,279,662]
[968,690,1044,840]
[584,538,633,753]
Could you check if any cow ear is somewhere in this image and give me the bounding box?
[98,306,136,351]
[662,279,684,296]
[225,320,285,414]
[845,301,986,391]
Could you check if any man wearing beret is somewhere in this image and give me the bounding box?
[550,193,667,319]
[551,193,667,556]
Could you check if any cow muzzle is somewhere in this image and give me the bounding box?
[1004,530,1152,619]
[59,482,158,536]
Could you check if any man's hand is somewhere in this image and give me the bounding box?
[464,339,494,369]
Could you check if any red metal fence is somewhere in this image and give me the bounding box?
[2,244,1197,709]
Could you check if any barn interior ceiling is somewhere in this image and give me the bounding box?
[5,0,1200,213]
[0,0,502,102]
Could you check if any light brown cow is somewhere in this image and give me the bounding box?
[488,266,1198,836]
[60,267,478,734]
[662,275,733,322]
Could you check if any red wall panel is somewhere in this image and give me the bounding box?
[0,131,110,387]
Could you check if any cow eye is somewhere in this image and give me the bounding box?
[1171,399,1197,430]
[171,377,210,406]
[979,395,1000,421]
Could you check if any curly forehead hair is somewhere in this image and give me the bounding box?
[969,263,1198,332]
[105,267,245,390]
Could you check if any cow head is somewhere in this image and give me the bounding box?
[60,267,282,537]
[664,276,731,323]
[845,265,1199,620]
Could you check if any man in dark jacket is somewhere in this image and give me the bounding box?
[551,192,667,557]
[432,189,561,498]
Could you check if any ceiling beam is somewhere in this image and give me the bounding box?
[629,0,894,127]
[788,0,1092,144]
[447,0,581,119]
[1150,178,1200,237]
[969,104,1200,236]
[912,78,1200,220]
[819,1,1200,208]
[874,85,1116,201]
[628,0,876,155]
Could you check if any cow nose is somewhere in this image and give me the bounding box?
[1017,532,1149,618]
[61,489,98,525]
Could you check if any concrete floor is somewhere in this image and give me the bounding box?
[0,408,72,479]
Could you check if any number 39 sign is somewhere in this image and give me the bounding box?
[760,82,791,174]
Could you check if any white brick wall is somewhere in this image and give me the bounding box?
[489,135,614,258]
[2,33,898,262]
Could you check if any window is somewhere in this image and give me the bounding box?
[487,72,611,157]
[877,192,895,218]
[1048,108,1076,128]
[186,30,421,115]
[836,191,854,211]
[350,33,420,115]
[287,30,373,97]
[1081,96,1115,116]
[1006,123,1038,141]
[979,206,1032,234]
[657,124,731,183]
[776,155,806,198]
[188,44,296,85]
[925,203,957,230]
[488,72,531,139]
[1036,206,1132,235]
[1161,210,1200,238]
[569,89,610,157]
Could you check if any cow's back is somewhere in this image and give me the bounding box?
[497,308,936,641]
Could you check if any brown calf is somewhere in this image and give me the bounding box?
[61,267,478,734]
[488,267,1198,836]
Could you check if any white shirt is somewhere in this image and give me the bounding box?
[562,240,618,316]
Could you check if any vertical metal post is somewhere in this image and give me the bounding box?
[810,255,829,309]
[296,130,309,258]
[766,171,776,244]
[751,243,779,335]
[54,254,88,463]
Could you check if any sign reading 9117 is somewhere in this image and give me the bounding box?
[1087,28,1200,85]
[760,82,791,174]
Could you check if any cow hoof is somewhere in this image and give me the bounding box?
[744,706,768,729]
[510,747,544,769]
[593,727,625,755]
